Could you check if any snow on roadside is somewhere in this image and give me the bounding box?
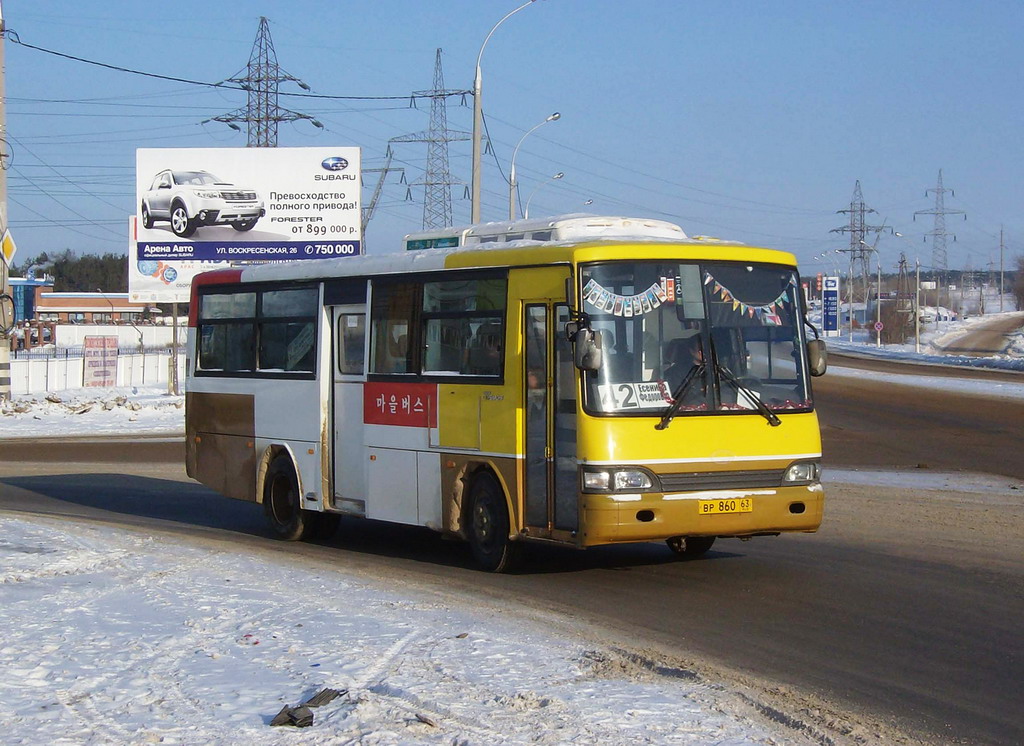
[824,364,1024,401]
[0,514,813,745]
[824,311,1024,371]
[0,386,184,439]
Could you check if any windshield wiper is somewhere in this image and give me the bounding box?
[714,361,781,427]
[655,362,706,431]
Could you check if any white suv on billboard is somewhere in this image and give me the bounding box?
[141,169,265,238]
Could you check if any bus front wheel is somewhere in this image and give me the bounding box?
[467,472,519,573]
[666,535,715,558]
[264,455,310,541]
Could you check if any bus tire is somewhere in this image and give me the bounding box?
[666,535,715,558]
[263,455,310,541]
[467,472,519,573]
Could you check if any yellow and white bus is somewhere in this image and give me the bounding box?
[185,216,827,571]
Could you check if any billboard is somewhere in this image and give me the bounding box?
[128,217,232,303]
[135,147,361,263]
[822,276,840,336]
[83,336,118,387]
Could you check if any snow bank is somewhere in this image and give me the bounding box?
[0,515,810,745]
[0,386,184,439]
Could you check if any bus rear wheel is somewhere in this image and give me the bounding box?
[467,472,519,573]
[264,455,310,541]
[666,535,715,558]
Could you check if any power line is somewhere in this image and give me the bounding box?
[4,29,468,102]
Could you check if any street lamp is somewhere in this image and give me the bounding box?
[96,288,116,325]
[471,0,538,224]
[524,172,563,219]
[97,288,144,353]
[509,112,560,220]
[814,249,842,275]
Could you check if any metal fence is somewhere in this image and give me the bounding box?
[11,345,175,360]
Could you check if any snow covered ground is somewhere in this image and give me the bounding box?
[1,312,1021,744]
[0,514,829,745]
[0,386,184,440]
[825,310,1024,372]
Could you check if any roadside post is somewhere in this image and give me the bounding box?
[0,3,10,401]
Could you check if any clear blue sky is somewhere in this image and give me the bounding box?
[4,0,1022,277]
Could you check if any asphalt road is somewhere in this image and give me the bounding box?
[817,352,1024,480]
[2,357,1023,744]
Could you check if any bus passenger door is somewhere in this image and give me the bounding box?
[523,302,578,537]
[331,305,367,512]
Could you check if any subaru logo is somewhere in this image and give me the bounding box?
[321,156,349,172]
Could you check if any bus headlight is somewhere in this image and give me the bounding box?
[783,461,820,484]
[582,468,656,493]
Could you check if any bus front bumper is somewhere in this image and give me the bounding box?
[579,483,824,546]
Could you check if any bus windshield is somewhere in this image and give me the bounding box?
[579,261,812,416]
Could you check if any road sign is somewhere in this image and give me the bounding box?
[1,229,16,266]
[874,321,884,332]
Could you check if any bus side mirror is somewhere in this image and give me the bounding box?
[807,338,827,377]
[573,328,603,371]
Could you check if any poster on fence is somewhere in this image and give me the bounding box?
[83,336,118,387]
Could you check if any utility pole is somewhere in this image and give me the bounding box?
[895,253,914,345]
[915,258,922,353]
[999,226,1005,312]
[914,169,965,316]
[390,49,470,229]
[205,17,321,146]
[0,0,10,400]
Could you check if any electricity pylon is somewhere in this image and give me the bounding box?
[389,49,470,229]
[831,180,887,303]
[914,169,965,305]
[206,17,321,147]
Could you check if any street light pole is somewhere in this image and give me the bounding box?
[876,260,882,347]
[509,112,560,220]
[471,0,536,224]
[524,172,563,219]
[915,258,921,353]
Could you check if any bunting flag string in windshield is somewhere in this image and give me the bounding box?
[704,272,796,325]
[582,278,668,318]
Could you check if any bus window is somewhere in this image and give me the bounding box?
[370,282,418,375]
[197,291,256,372]
[337,313,366,375]
[422,277,507,377]
[258,288,318,373]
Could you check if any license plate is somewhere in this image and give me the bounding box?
[698,497,753,515]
